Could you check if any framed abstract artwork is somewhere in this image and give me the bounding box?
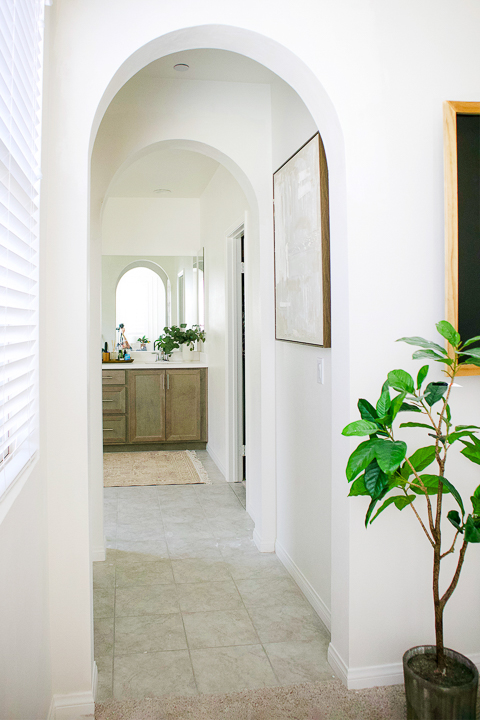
[273,132,331,347]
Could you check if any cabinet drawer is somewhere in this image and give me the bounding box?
[102,386,126,414]
[103,416,126,444]
[102,369,125,385]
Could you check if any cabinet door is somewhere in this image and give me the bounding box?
[165,369,203,442]
[128,370,166,442]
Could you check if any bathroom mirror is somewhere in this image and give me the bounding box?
[101,250,204,351]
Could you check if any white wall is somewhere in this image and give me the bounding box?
[102,198,200,255]
[271,79,333,627]
[0,466,52,720]
[200,165,248,476]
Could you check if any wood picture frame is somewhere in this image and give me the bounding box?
[273,132,331,347]
[444,101,480,375]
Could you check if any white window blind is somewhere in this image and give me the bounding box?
[0,0,44,497]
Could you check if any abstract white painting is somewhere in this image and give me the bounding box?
[274,133,330,347]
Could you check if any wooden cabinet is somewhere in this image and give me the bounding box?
[102,367,207,447]
[102,370,128,444]
[128,370,166,443]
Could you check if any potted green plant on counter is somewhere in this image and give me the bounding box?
[137,335,149,350]
[154,325,206,361]
[342,321,480,720]
[154,327,180,360]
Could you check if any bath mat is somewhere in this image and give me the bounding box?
[103,450,211,487]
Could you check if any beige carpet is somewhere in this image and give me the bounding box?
[103,450,210,487]
[95,680,407,719]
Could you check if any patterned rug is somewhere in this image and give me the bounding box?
[103,450,211,487]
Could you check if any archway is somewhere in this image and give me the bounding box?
[84,27,349,708]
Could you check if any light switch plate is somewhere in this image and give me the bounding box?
[317,358,324,384]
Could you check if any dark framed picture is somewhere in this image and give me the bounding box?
[273,133,331,347]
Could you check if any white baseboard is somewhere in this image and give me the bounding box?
[275,540,331,632]
[253,528,275,552]
[206,444,227,478]
[328,645,480,690]
[92,545,106,562]
[329,643,403,689]
[47,663,97,719]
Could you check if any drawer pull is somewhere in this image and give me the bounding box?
[102,399,113,402]
[103,376,113,379]
[103,428,114,432]
[167,374,170,390]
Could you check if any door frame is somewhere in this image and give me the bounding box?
[226,221,245,484]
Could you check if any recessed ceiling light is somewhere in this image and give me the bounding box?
[173,63,189,72]
[154,189,171,194]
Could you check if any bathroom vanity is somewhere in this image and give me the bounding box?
[102,363,208,449]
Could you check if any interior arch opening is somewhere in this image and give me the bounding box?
[90,42,338,702]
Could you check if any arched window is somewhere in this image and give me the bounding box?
[116,267,166,345]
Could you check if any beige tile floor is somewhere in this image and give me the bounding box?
[94,450,333,701]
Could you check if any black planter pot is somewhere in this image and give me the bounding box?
[403,646,479,720]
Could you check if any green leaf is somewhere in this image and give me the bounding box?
[346,440,378,481]
[436,320,461,348]
[465,515,480,543]
[447,430,478,444]
[417,365,429,390]
[447,510,463,532]
[390,392,407,422]
[412,349,447,363]
[397,336,447,355]
[348,475,369,496]
[439,477,465,515]
[342,420,380,437]
[364,460,388,498]
[424,381,448,407]
[387,370,415,394]
[376,390,391,418]
[357,399,378,423]
[365,487,389,527]
[399,402,422,413]
[459,347,480,359]
[370,494,415,523]
[470,492,480,516]
[375,440,407,474]
[455,425,480,431]
[403,446,436,478]
[399,422,435,430]
[459,356,480,367]
[446,403,452,425]
[461,335,480,348]
[411,473,448,496]
[461,443,480,466]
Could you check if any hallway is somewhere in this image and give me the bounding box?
[94,452,332,701]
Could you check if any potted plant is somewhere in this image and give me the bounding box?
[154,327,180,360]
[137,335,149,350]
[342,321,480,719]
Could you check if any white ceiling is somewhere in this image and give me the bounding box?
[108,149,220,198]
[137,49,280,84]
[109,50,280,198]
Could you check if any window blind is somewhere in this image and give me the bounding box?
[0,0,44,497]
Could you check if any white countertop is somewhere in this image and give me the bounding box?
[102,361,208,369]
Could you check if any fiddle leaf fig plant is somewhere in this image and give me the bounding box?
[343,321,480,673]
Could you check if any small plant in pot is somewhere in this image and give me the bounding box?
[342,321,480,720]
[137,335,149,350]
